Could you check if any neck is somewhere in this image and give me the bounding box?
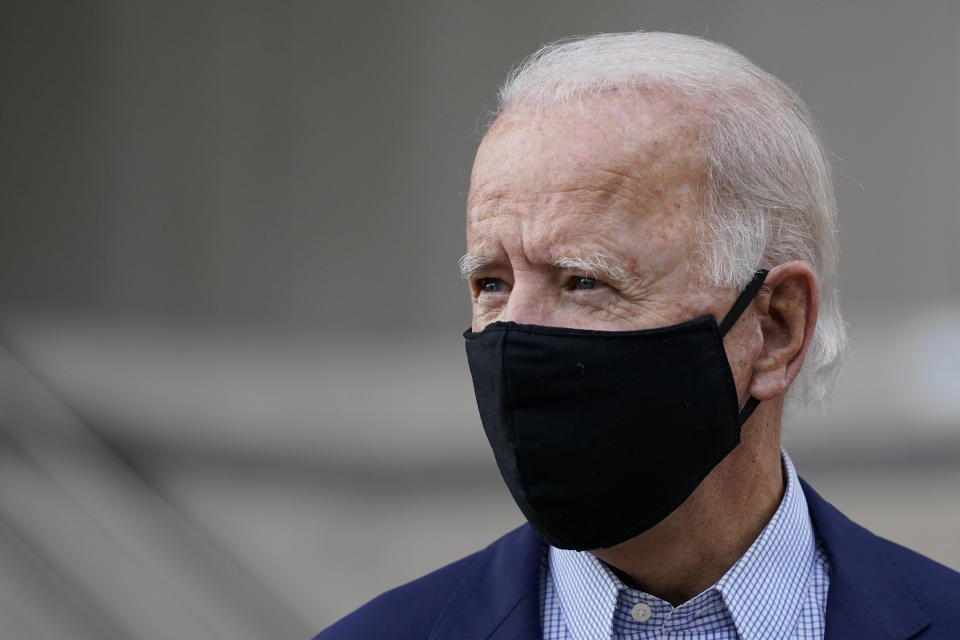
[589,404,785,606]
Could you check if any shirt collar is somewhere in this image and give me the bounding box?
[549,535,620,640]
[549,449,816,640]
[714,448,816,640]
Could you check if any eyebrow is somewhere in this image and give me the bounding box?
[458,252,635,283]
[458,253,492,280]
[552,254,635,282]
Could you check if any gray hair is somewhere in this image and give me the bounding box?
[494,31,846,407]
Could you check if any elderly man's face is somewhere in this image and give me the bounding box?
[465,94,764,403]
[467,95,734,331]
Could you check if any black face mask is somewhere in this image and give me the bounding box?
[463,270,769,551]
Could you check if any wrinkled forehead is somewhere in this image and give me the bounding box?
[467,91,707,217]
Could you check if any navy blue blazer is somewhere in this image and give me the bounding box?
[318,480,960,639]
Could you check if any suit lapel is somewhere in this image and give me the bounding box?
[801,479,930,640]
[428,524,542,640]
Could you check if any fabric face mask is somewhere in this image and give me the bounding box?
[463,270,769,551]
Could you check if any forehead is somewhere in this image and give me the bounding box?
[466,93,708,271]
[469,93,703,207]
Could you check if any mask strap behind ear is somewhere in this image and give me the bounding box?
[716,269,769,425]
[718,269,769,337]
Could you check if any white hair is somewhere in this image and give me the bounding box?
[495,32,846,407]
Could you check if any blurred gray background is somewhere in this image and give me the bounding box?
[1,1,959,638]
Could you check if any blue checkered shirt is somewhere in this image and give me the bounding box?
[541,450,830,640]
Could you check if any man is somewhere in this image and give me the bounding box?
[318,32,960,639]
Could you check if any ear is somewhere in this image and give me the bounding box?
[748,261,819,401]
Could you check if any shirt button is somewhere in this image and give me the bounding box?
[630,602,652,622]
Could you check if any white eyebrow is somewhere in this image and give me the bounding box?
[458,253,492,280]
[552,254,635,282]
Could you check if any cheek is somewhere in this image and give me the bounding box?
[471,304,501,331]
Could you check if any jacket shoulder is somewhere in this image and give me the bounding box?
[314,525,542,640]
[801,477,960,638]
[314,551,478,640]
[878,536,960,632]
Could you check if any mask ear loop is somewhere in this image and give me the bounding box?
[718,269,769,336]
[716,269,769,424]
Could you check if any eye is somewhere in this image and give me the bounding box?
[572,277,598,290]
[477,278,505,294]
